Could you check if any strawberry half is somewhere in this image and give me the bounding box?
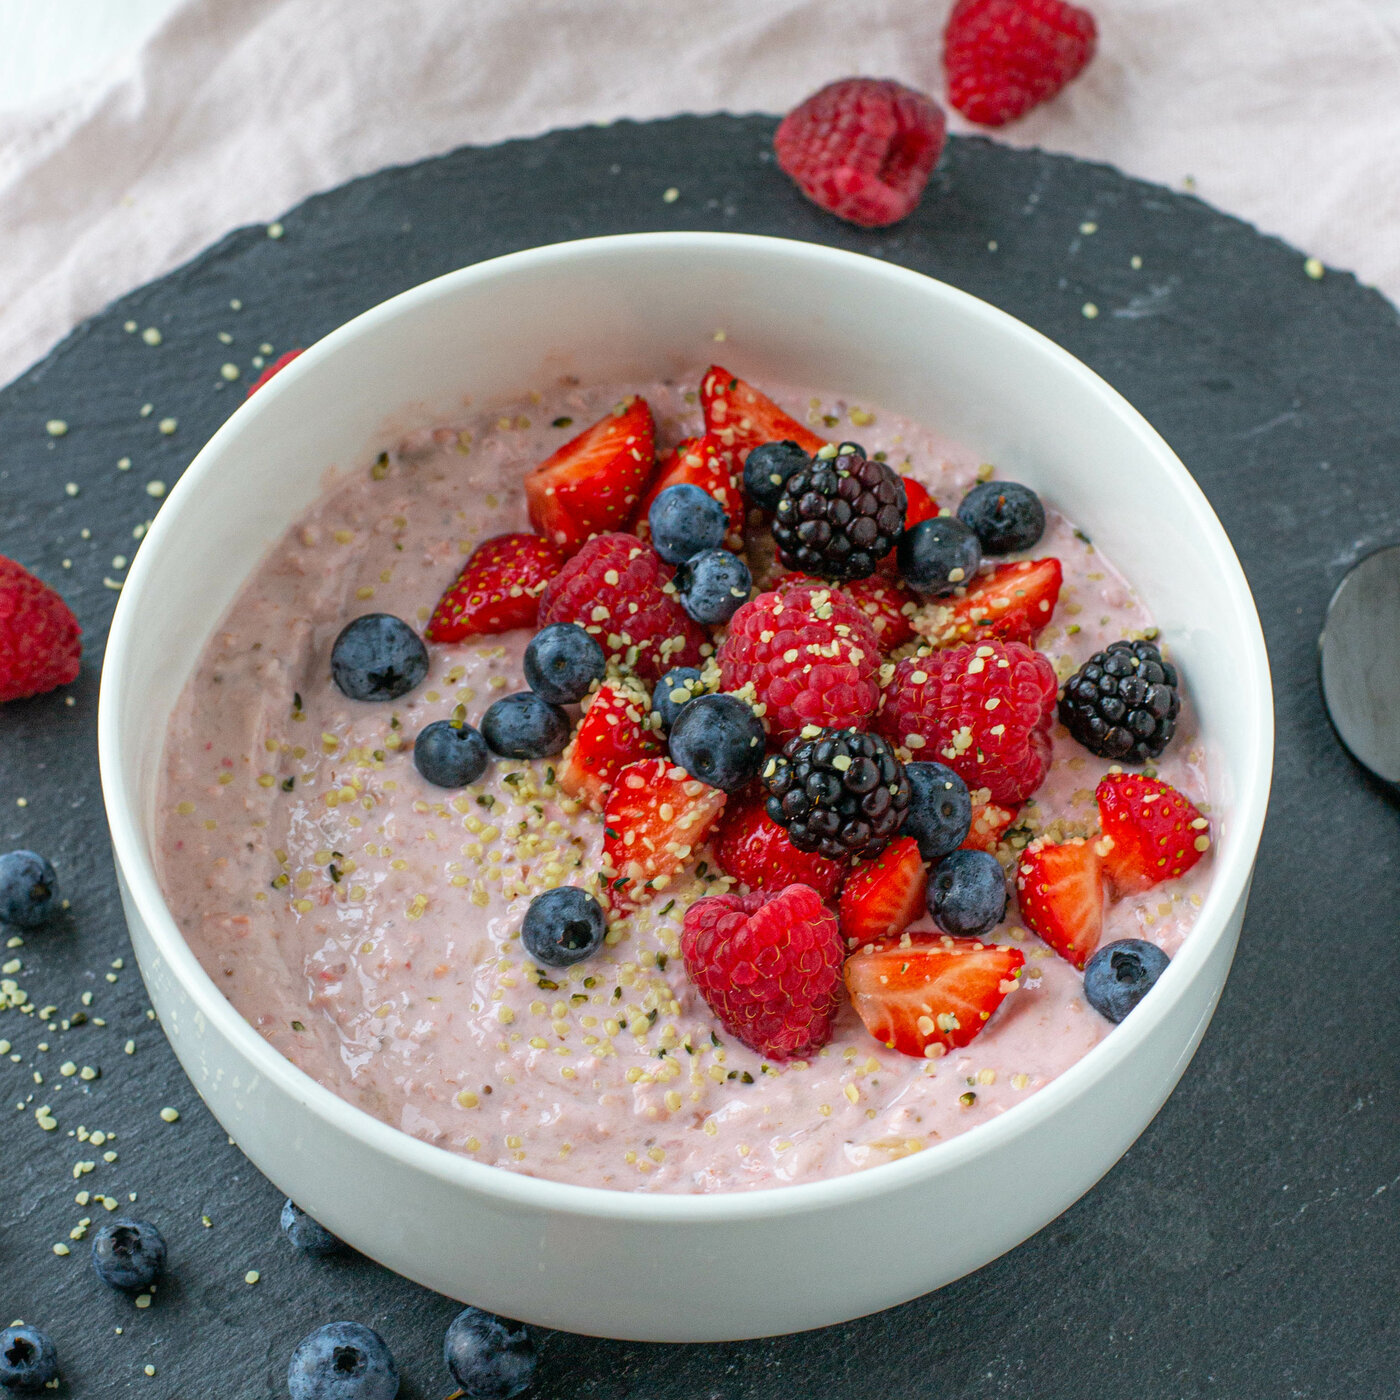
[700,365,826,460]
[880,477,939,572]
[602,758,727,912]
[961,800,1020,853]
[714,791,849,903]
[425,532,563,642]
[1015,836,1105,969]
[845,932,1025,1058]
[525,396,657,556]
[1096,773,1210,894]
[556,679,661,811]
[839,837,928,948]
[634,434,744,550]
[943,557,1063,647]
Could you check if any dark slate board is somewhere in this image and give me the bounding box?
[2,115,1397,1399]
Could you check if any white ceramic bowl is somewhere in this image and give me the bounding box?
[98,232,1273,1342]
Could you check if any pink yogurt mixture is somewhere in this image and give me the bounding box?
[155,374,1212,1194]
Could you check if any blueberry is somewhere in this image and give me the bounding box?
[674,549,752,625]
[0,851,57,929]
[91,1217,166,1291]
[0,1325,58,1393]
[412,720,488,789]
[896,517,983,597]
[928,848,1007,936]
[648,483,728,564]
[903,763,972,861]
[330,615,428,702]
[957,480,1046,554]
[523,623,606,704]
[288,1321,399,1400]
[1083,939,1170,1023]
[521,886,607,968]
[480,693,570,759]
[667,693,766,793]
[743,440,810,512]
[281,1199,343,1256]
[653,667,706,732]
[443,1307,536,1400]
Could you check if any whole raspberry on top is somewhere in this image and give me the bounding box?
[943,0,1098,127]
[774,78,947,228]
[0,556,81,703]
[875,639,1057,804]
[537,533,707,684]
[681,885,843,1059]
[717,583,880,741]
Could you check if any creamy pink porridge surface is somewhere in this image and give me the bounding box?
[155,374,1212,1194]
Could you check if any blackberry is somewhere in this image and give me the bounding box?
[763,728,910,859]
[1059,639,1180,762]
[772,446,906,582]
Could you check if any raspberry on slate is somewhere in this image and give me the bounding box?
[713,791,849,903]
[245,347,303,396]
[0,555,81,703]
[1095,772,1210,893]
[537,532,707,684]
[763,727,911,861]
[681,885,844,1059]
[426,532,564,643]
[774,77,948,228]
[718,583,881,741]
[773,446,907,583]
[701,366,826,461]
[875,639,1058,805]
[1059,638,1181,763]
[943,0,1098,128]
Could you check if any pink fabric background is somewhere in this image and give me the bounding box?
[2,0,1398,388]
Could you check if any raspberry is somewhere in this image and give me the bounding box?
[943,0,1097,127]
[717,584,880,741]
[681,885,843,1059]
[0,557,81,703]
[875,640,1057,804]
[537,533,707,684]
[773,78,947,228]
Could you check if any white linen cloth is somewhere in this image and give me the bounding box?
[2,0,1399,388]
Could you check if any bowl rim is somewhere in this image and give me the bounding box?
[97,230,1274,1224]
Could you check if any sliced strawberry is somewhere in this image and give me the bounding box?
[713,791,848,902]
[843,574,919,653]
[1015,837,1105,969]
[556,680,661,811]
[938,557,1063,647]
[425,532,563,642]
[700,365,826,460]
[525,396,657,556]
[602,759,727,912]
[961,800,1020,853]
[634,434,744,550]
[1096,773,1210,894]
[845,932,1025,1058]
[879,477,939,572]
[839,837,927,948]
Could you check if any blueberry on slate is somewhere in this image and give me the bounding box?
[903,763,972,861]
[330,615,428,702]
[0,851,57,929]
[957,480,1046,554]
[0,1325,58,1393]
[1083,939,1171,1023]
[413,720,488,789]
[521,886,607,968]
[896,517,983,597]
[674,549,752,625]
[743,440,810,512]
[648,483,729,564]
[281,1199,343,1257]
[288,1321,399,1400]
[928,848,1007,936]
[668,693,766,792]
[653,667,706,733]
[480,693,570,759]
[91,1218,166,1291]
[443,1307,537,1400]
[523,623,606,704]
